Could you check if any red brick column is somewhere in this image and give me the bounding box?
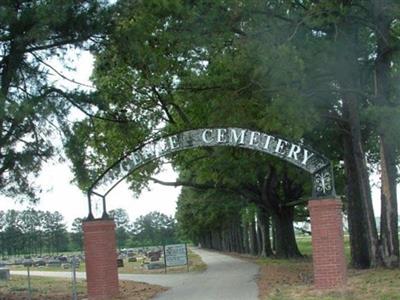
[308,199,347,289]
[83,219,119,300]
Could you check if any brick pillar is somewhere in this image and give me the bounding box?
[83,219,119,300]
[308,199,347,289]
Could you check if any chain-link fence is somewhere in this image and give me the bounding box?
[0,256,81,300]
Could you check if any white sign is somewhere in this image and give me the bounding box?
[164,244,187,267]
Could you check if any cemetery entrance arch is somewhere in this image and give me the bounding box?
[82,128,346,300]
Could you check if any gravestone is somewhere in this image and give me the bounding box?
[128,257,137,263]
[117,258,124,268]
[0,268,10,281]
[23,259,33,267]
[146,262,164,270]
[150,256,159,262]
[34,259,46,267]
[62,263,70,269]
[47,259,61,267]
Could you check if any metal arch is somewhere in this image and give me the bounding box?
[86,127,336,220]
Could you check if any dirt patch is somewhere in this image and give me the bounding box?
[257,258,313,298]
[112,281,167,300]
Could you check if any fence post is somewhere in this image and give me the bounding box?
[71,256,78,300]
[27,265,32,300]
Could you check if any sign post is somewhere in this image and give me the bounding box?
[185,243,189,272]
[71,256,78,300]
[163,244,167,274]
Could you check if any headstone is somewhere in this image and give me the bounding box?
[23,259,33,267]
[117,258,124,268]
[146,262,165,270]
[150,256,159,262]
[128,257,137,263]
[0,268,10,281]
[58,256,68,263]
[34,259,46,267]
[47,259,61,267]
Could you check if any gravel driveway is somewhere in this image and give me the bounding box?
[11,248,259,300]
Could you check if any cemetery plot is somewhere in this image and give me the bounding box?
[3,246,204,274]
[6,255,85,272]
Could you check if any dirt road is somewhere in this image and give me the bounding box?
[11,248,260,300]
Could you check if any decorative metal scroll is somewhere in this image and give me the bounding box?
[87,128,335,220]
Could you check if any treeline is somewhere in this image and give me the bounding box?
[0,209,71,256]
[176,183,306,258]
[109,209,179,250]
[0,209,178,257]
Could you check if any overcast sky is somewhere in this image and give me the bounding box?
[1,49,398,229]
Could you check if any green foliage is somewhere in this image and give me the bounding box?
[131,211,177,246]
[70,217,84,251]
[176,187,246,241]
[0,209,69,256]
[64,0,400,262]
[109,208,131,249]
[0,0,111,201]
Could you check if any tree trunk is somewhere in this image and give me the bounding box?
[272,208,302,258]
[258,210,273,257]
[342,85,380,267]
[249,219,257,255]
[237,222,245,253]
[255,216,262,256]
[243,223,249,254]
[271,217,276,253]
[335,12,380,267]
[371,0,399,268]
[343,132,371,268]
[378,139,399,267]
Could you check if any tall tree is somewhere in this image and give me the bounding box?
[109,208,131,249]
[371,0,400,268]
[132,211,177,246]
[42,211,69,253]
[0,0,111,201]
[70,217,84,251]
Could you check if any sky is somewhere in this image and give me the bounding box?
[1,49,398,229]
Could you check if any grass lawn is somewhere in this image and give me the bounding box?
[0,275,166,300]
[258,235,400,300]
[295,235,351,258]
[0,276,86,300]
